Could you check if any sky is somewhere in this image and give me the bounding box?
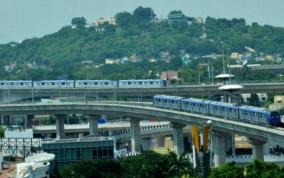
[0,0,284,44]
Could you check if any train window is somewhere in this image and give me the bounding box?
[83,82,87,85]
[157,99,160,102]
[94,82,98,85]
[138,81,142,85]
[128,82,131,85]
[51,82,55,85]
[61,82,65,85]
[104,82,108,85]
[172,100,174,103]
[20,82,23,85]
[150,81,153,84]
[41,82,45,85]
[165,100,168,103]
[0,83,4,85]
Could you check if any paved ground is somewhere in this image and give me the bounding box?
[0,162,17,178]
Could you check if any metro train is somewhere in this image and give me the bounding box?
[0,79,166,89]
[153,95,281,126]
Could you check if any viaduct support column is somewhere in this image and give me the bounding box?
[250,139,265,161]
[130,119,141,153]
[156,136,165,147]
[55,114,66,139]
[87,114,99,135]
[212,131,226,167]
[172,123,185,156]
[25,115,34,129]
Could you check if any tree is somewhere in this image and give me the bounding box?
[115,12,135,27]
[249,93,260,106]
[209,162,245,178]
[0,125,5,138]
[71,17,87,28]
[133,7,155,22]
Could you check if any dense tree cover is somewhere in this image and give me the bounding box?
[209,161,284,178]
[59,151,196,178]
[0,7,284,81]
[0,125,4,138]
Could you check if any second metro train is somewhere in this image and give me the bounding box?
[153,95,281,126]
[0,79,166,89]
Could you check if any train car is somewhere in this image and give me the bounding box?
[75,80,117,88]
[118,79,166,88]
[0,80,33,89]
[239,106,281,126]
[153,94,281,127]
[180,98,210,114]
[33,80,74,89]
[153,95,183,110]
[209,101,239,119]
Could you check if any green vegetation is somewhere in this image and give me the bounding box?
[59,151,196,178]
[58,152,284,178]
[0,125,5,138]
[209,161,284,178]
[0,7,284,81]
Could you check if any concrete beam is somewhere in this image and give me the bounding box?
[55,114,66,139]
[171,122,186,156]
[130,119,141,153]
[213,131,226,167]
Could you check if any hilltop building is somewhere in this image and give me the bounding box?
[93,17,116,26]
[161,70,179,81]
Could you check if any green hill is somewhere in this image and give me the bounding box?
[0,7,284,81]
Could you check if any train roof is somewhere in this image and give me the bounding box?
[154,95,184,100]
[180,98,210,104]
[239,105,268,112]
[0,80,32,82]
[209,101,238,107]
[75,80,114,82]
[33,80,73,82]
[119,79,163,81]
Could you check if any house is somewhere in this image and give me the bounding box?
[105,58,120,64]
[93,17,116,26]
[160,70,179,81]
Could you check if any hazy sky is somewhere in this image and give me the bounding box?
[0,0,283,44]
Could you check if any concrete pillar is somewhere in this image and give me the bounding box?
[55,114,66,139]
[212,131,226,167]
[87,114,98,135]
[172,123,185,156]
[232,133,236,156]
[141,138,152,151]
[130,119,141,153]
[0,115,3,125]
[156,136,165,147]
[251,139,265,161]
[25,115,34,129]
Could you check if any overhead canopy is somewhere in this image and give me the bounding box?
[218,84,243,90]
[215,73,234,79]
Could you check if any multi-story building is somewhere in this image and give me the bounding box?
[42,138,114,168]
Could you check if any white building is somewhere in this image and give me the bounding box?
[0,152,3,171]
[17,152,55,178]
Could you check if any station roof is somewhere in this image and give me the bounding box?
[215,73,234,79]
[218,84,243,90]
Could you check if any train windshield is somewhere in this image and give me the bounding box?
[270,111,280,117]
